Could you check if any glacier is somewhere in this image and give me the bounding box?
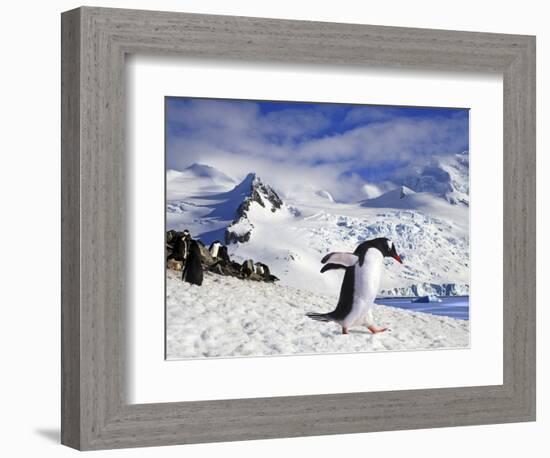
[166,160,469,297]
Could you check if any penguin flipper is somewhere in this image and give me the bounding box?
[320,263,346,273]
[321,252,359,267]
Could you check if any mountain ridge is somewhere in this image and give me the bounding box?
[397,151,469,206]
[166,161,469,296]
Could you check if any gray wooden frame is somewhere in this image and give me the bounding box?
[61,6,536,451]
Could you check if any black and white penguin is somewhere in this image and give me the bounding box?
[169,230,191,261]
[166,229,178,244]
[307,237,403,335]
[254,262,276,281]
[208,240,222,259]
[218,245,231,263]
[254,262,266,276]
[182,239,203,286]
[240,259,255,277]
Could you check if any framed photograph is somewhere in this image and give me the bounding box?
[164,97,471,359]
[61,6,536,450]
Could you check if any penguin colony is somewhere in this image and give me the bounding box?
[166,230,278,286]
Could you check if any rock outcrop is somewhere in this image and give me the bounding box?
[166,229,278,284]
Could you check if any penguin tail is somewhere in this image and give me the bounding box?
[306,312,332,322]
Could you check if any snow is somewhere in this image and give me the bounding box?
[362,182,385,199]
[399,151,470,206]
[167,171,256,243]
[315,189,335,202]
[166,271,469,359]
[167,160,470,297]
[166,163,235,200]
[226,197,469,297]
[226,218,253,237]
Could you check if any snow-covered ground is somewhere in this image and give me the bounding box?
[166,159,470,359]
[166,271,470,359]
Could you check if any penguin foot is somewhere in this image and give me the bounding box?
[342,326,349,335]
[367,325,388,334]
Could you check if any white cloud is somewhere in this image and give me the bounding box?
[166,99,468,203]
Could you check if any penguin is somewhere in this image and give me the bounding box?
[208,240,222,259]
[255,262,276,282]
[307,237,403,335]
[166,229,177,244]
[218,245,231,263]
[169,230,191,261]
[240,259,254,277]
[254,262,265,276]
[181,239,203,286]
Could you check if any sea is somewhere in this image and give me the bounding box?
[376,296,469,321]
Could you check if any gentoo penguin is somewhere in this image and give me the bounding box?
[166,229,177,244]
[255,262,276,281]
[218,245,231,263]
[209,240,222,259]
[240,259,254,277]
[170,230,191,261]
[254,262,265,276]
[182,239,203,286]
[307,237,403,335]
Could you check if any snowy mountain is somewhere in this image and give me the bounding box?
[360,186,416,208]
[315,190,334,202]
[167,162,469,297]
[225,173,285,243]
[397,151,469,206]
[166,163,235,200]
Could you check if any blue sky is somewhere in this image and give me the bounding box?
[166,97,469,201]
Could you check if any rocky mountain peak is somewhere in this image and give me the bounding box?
[233,173,283,217]
[225,173,284,244]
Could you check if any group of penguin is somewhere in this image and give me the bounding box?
[167,230,278,287]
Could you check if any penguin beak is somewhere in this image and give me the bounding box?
[392,254,403,264]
